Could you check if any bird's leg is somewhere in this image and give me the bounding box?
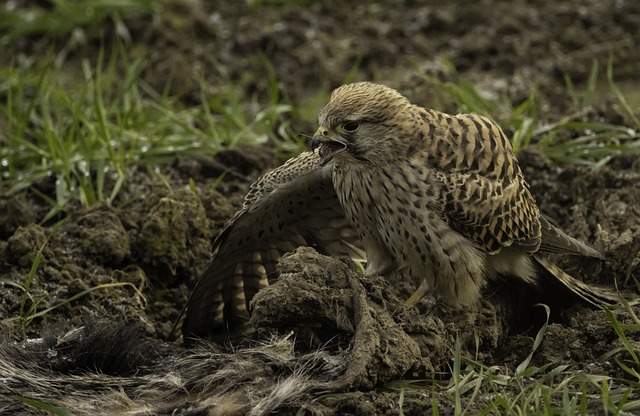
[404,278,431,306]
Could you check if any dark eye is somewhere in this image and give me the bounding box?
[343,121,359,132]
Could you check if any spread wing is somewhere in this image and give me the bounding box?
[183,151,364,340]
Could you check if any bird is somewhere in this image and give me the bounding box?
[182,81,619,340]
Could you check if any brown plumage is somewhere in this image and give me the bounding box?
[183,82,617,340]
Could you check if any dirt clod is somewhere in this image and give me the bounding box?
[6,223,47,268]
[0,194,36,240]
[70,205,131,265]
[252,247,432,390]
[135,188,212,277]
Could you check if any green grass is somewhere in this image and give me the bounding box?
[1,41,301,221]
[386,300,640,415]
[2,0,638,219]
[417,58,640,167]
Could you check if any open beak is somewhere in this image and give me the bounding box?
[311,127,347,166]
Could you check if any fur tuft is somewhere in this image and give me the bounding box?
[0,321,342,416]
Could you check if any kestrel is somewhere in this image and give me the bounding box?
[183,82,617,340]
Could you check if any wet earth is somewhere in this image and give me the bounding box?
[1,0,640,414]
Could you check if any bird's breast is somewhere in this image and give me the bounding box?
[333,164,439,270]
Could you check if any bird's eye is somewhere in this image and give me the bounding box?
[343,121,359,132]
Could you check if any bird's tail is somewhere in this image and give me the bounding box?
[532,254,623,308]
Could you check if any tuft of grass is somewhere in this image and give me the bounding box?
[383,301,640,415]
[601,297,640,384]
[0,40,300,219]
[1,1,303,217]
[417,59,640,167]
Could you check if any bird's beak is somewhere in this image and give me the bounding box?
[311,127,347,166]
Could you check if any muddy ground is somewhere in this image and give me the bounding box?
[1,0,640,415]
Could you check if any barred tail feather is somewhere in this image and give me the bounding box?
[532,255,621,308]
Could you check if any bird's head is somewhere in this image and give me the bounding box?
[311,82,415,167]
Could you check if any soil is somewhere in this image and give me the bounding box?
[1,1,640,415]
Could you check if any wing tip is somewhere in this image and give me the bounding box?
[533,255,622,308]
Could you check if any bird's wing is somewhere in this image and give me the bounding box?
[437,170,542,254]
[537,216,603,258]
[424,110,542,255]
[183,151,364,340]
[424,110,602,258]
